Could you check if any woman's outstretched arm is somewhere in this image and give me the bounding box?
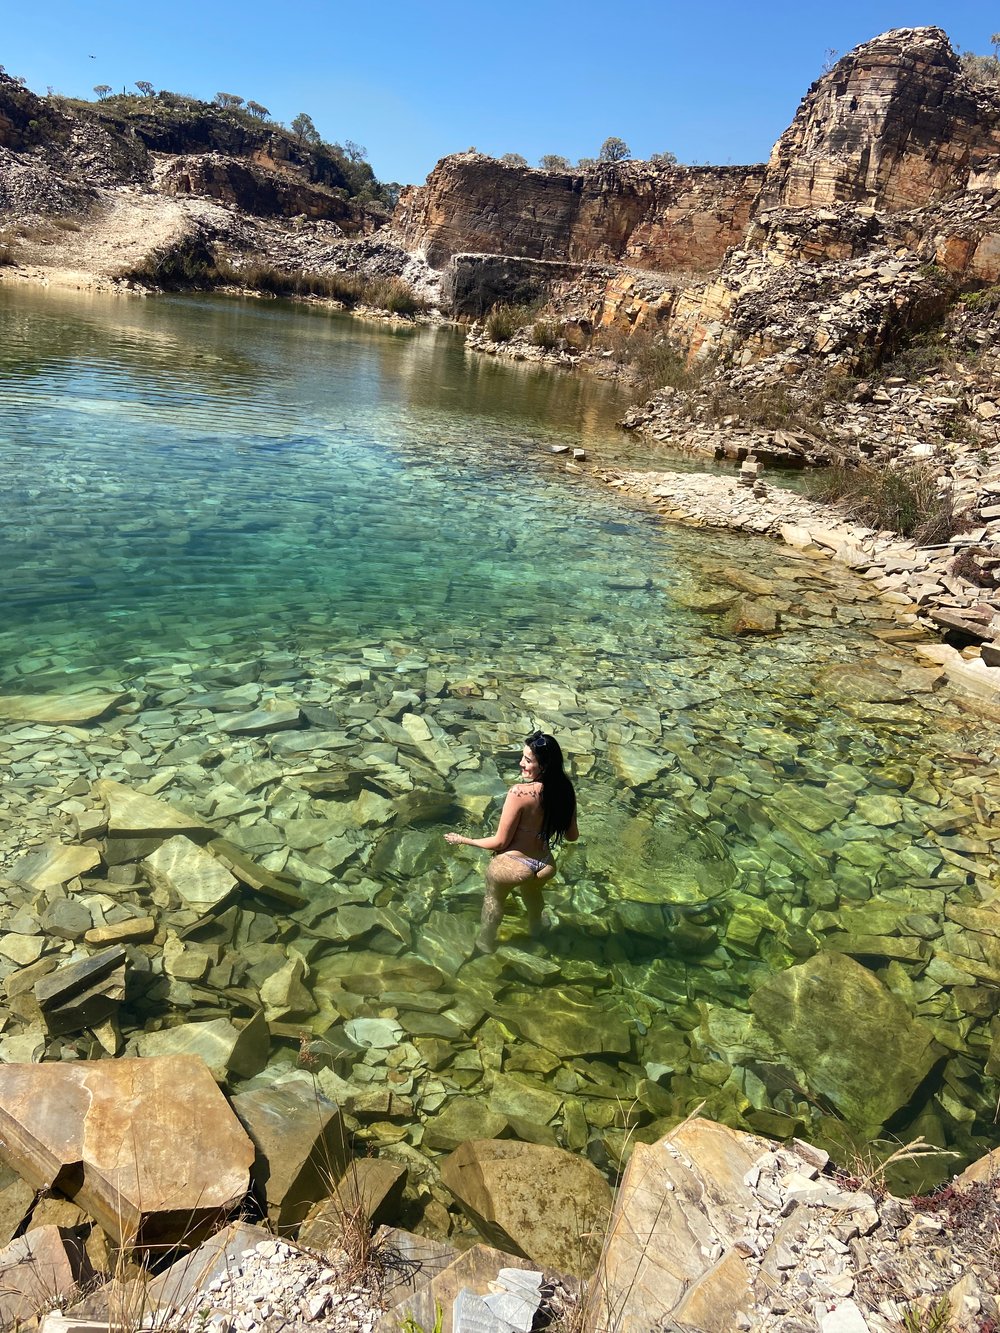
[445,786,523,851]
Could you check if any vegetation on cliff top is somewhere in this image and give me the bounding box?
[0,68,399,209]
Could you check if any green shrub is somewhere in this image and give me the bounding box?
[123,238,218,288]
[960,285,1000,314]
[124,246,424,312]
[814,461,970,542]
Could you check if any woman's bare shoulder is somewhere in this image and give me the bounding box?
[511,781,543,800]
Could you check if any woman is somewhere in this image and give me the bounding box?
[445,730,578,952]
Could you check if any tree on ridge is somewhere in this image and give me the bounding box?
[599,136,631,163]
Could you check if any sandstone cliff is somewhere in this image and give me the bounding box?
[395,26,1000,356]
[760,27,1000,211]
[394,153,765,272]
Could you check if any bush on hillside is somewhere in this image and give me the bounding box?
[815,461,971,542]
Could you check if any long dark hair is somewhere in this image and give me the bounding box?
[525,731,576,844]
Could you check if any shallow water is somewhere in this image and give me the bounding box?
[1,285,997,1188]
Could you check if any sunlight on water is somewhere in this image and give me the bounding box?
[1,285,997,1187]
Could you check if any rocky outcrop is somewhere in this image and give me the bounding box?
[159,153,370,229]
[0,1057,255,1247]
[761,28,1000,212]
[393,153,764,271]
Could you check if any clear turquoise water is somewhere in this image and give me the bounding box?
[1,284,997,1185]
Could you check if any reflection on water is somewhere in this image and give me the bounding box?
[0,284,997,1190]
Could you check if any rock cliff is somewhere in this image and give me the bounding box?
[393,153,764,271]
[760,27,1000,211]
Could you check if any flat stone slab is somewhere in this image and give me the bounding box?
[219,700,301,734]
[92,779,211,839]
[585,1118,759,1331]
[0,687,129,724]
[0,1225,92,1329]
[441,1139,612,1277]
[750,952,941,1130]
[11,842,101,891]
[208,837,308,908]
[143,836,237,912]
[0,1056,254,1246]
[134,1013,269,1082]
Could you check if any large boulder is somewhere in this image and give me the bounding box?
[585,1118,760,1332]
[439,1139,612,1277]
[0,1057,253,1247]
[231,1079,349,1232]
[749,952,942,1130]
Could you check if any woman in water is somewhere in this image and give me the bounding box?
[445,730,578,952]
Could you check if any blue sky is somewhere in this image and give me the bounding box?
[3,1,995,185]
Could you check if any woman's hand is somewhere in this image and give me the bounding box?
[444,833,464,845]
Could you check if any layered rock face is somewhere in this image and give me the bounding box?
[160,154,369,230]
[760,27,1000,211]
[393,154,764,271]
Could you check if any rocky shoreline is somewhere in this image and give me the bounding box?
[593,464,1000,713]
[0,1068,996,1333]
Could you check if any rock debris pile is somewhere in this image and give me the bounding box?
[1,1110,994,1333]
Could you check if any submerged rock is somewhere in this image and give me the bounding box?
[750,952,942,1130]
[0,686,129,724]
[143,835,237,912]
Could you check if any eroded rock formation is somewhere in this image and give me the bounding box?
[761,27,1000,211]
[393,153,764,271]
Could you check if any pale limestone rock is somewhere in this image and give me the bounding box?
[93,778,210,839]
[440,1138,612,1276]
[818,1300,873,1333]
[585,1118,759,1331]
[0,1057,253,1245]
[143,835,237,912]
[11,842,101,891]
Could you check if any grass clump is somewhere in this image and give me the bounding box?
[704,382,823,434]
[123,244,425,313]
[530,319,564,349]
[815,461,970,542]
[592,325,703,395]
[485,302,532,342]
[960,285,1000,315]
